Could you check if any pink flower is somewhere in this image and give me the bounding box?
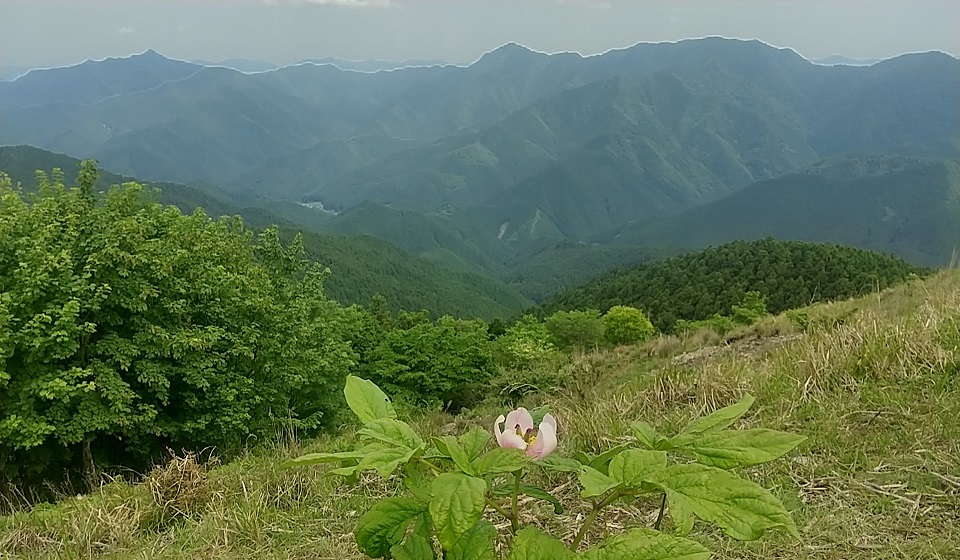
[494,407,558,460]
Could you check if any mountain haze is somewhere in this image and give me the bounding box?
[2,37,957,273]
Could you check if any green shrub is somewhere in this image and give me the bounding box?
[544,309,605,351]
[603,305,655,346]
[364,317,494,409]
[491,315,561,370]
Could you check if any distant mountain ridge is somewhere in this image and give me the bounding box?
[600,155,960,267]
[2,38,957,269]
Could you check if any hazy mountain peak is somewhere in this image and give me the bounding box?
[473,42,540,66]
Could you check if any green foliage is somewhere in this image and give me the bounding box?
[491,316,560,370]
[0,167,354,487]
[545,309,605,352]
[541,239,928,332]
[603,306,655,346]
[608,156,960,267]
[0,146,534,322]
[287,378,805,560]
[731,291,768,325]
[364,318,494,409]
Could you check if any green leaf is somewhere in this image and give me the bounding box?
[509,527,574,560]
[492,483,564,514]
[670,428,807,469]
[607,449,667,487]
[344,375,396,425]
[575,528,710,560]
[651,463,800,541]
[459,427,492,461]
[536,456,583,473]
[429,473,487,550]
[354,497,426,558]
[359,445,419,478]
[667,497,696,537]
[448,520,497,560]
[472,447,531,475]
[434,435,475,475]
[359,418,424,450]
[578,465,620,498]
[630,421,662,449]
[530,406,551,425]
[680,394,754,436]
[586,443,634,474]
[391,513,436,560]
[391,534,435,560]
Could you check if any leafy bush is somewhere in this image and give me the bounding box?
[603,306,655,346]
[364,317,494,409]
[0,165,355,488]
[491,315,561,370]
[287,377,806,560]
[545,309,605,351]
[732,290,768,325]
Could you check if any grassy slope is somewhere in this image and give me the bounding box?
[2,272,958,559]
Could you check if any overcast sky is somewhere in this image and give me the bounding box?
[2,0,958,69]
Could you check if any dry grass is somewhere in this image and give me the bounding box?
[2,271,958,559]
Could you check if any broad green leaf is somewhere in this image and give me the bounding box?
[651,463,800,541]
[449,520,497,560]
[459,427,493,461]
[575,528,710,560]
[429,473,487,549]
[359,418,424,450]
[668,496,696,537]
[680,394,754,436]
[531,406,552,425]
[354,497,426,558]
[359,445,419,478]
[391,514,436,560]
[472,447,531,475]
[434,435,475,474]
[492,483,564,514]
[587,443,634,474]
[578,465,620,498]
[509,527,574,560]
[344,375,397,425]
[630,421,662,449]
[537,456,583,473]
[391,534,435,560]
[670,428,807,469]
[607,449,667,487]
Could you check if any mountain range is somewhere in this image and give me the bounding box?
[1,37,958,295]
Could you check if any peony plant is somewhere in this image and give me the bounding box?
[285,376,806,559]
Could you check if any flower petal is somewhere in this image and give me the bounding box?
[527,417,558,459]
[505,407,534,433]
[495,414,527,450]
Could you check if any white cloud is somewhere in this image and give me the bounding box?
[118,26,135,34]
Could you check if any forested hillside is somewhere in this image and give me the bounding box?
[2,39,957,261]
[0,147,531,319]
[601,155,960,266]
[538,238,927,331]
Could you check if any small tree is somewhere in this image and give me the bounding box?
[732,291,768,325]
[545,309,604,351]
[365,317,493,408]
[491,315,559,370]
[603,305,655,346]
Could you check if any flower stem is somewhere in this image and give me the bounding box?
[485,497,513,521]
[654,493,667,530]
[569,488,623,551]
[510,470,522,534]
